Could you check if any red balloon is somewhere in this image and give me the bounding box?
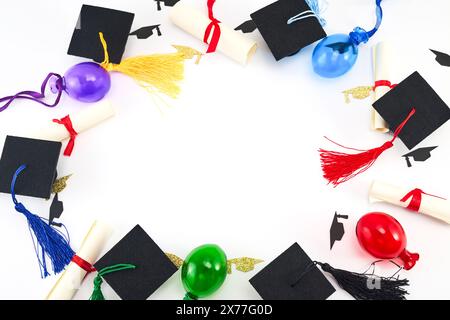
[356,212,419,270]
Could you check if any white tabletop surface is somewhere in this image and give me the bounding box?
[0,0,449,300]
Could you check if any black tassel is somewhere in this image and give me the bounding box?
[317,262,409,300]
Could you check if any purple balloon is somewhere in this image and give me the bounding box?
[63,62,111,103]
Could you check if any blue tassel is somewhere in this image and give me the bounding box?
[11,165,75,278]
[288,0,328,27]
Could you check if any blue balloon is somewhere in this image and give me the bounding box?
[312,34,358,78]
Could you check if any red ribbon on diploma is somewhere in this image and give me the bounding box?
[400,188,446,212]
[203,0,221,53]
[373,80,397,91]
[71,255,96,273]
[53,115,78,156]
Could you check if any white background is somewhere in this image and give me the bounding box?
[0,0,449,300]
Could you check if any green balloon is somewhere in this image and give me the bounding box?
[181,244,227,299]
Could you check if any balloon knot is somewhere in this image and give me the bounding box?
[349,27,369,46]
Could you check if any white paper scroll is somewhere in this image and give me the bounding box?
[371,42,394,133]
[169,2,257,65]
[369,180,450,224]
[46,221,112,300]
[29,100,115,142]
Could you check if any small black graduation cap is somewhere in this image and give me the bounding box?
[94,225,177,300]
[330,212,348,250]
[402,146,437,167]
[68,5,135,64]
[0,136,61,199]
[235,20,257,34]
[155,0,180,11]
[250,0,327,61]
[49,193,64,227]
[249,243,335,300]
[373,71,450,150]
[430,49,450,67]
[130,25,162,39]
[326,42,350,54]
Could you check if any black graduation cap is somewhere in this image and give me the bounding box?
[235,20,257,34]
[249,243,335,300]
[373,71,450,150]
[68,5,135,64]
[155,0,180,11]
[430,49,450,67]
[49,193,64,227]
[402,146,437,167]
[0,136,61,199]
[250,0,327,61]
[94,225,177,300]
[330,212,348,250]
[130,25,162,39]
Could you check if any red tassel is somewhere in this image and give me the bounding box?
[320,108,416,187]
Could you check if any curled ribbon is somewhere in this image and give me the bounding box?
[0,73,63,113]
[203,0,221,53]
[373,80,397,91]
[71,255,96,273]
[400,188,446,212]
[53,115,78,157]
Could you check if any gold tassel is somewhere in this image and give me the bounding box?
[342,86,373,103]
[98,32,197,99]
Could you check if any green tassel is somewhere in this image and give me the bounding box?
[89,264,136,300]
[90,276,106,300]
[183,292,197,300]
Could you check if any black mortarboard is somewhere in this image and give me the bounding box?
[130,25,162,39]
[373,71,450,150]
[0,136,61,199]
[155,0,180,11]
[250,0,327,61]
[430,49,450,67]
[49,193,64,227]
[235,20,257,34]
[94,225,177,300]
[68,5,135,64]
[330,212,348,250]
[249,243,335,300]
[402,146,437,167]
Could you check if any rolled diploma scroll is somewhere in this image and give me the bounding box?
[29,100,115,142]
[371,42,393,133]
[369,180,450,224]
[46,221,112,300]
[169,2,257,65]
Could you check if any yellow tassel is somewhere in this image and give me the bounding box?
[342,86,373,103]
[98,32,197,99]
